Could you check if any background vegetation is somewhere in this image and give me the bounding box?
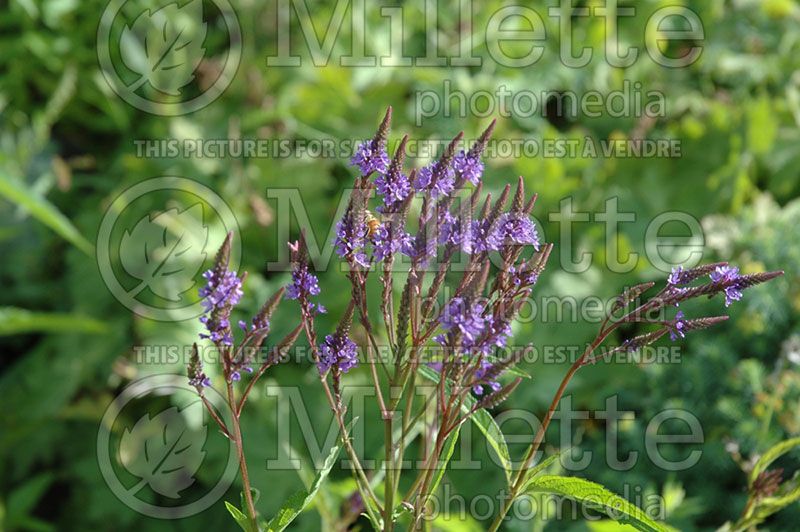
[1,0,799,530]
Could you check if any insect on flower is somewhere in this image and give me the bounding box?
[362,209,381,238]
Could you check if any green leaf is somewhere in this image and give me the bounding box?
[0,173,92,255]
[748,437,800,488]
[523,475,667,532]
[417,365,513,485]
[0,307,108,336]
[523,448,569,483]
[225,501,255,532]
[265,442,341,532]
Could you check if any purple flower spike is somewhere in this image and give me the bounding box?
[372,224,412,262]
[375,166,411,209]
[454,150,484,185]
[334,214,369,268]
[438,211,467,249]
[351,141,389,176]
[414,161,456,199]
[710,266,743,307]
[439,297,487,351]
[463,219,503,254]
[318,333,359,374]
[286,262,321,301]
[198,268,244,346]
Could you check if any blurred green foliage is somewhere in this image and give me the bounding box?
[1,0,799,530]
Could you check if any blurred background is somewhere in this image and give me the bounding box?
[1,0,799,530]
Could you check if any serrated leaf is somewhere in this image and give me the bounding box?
[523,448,569,483]
[0,307,108,336]
[118,406,206,499]
[417,365,513,485]
[119,0,207,95]
[119,205,208,302]
[265,442,341,532]
[523,475,667,532]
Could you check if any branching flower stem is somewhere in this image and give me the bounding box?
[487,321,621,532]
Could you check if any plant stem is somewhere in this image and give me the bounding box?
[384,415,395,532]
[227,383,258,530]
[487,326,617,532]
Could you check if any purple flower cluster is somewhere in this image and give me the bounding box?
[189,371,211,388]
[494,213,540,249]
[286,262,321,301]
[454,150,484,185]
[438,211,467,248]
[372,224,412,262]
[414,161,456,199]
[374,165,411,210]
[318,333,359,374]
[437,297,490,353]
[473,359,502,396]
[709,265,743,307]
[667,266,691,286]
[351,141,389,176]
[198,268,244,346]
[508,266,539,287]
[334,214,369,267]
[463,219,503,254]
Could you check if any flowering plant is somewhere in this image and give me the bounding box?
[187,109,784,531]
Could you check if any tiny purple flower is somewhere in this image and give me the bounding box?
[473,359,502,396]
[710,266,743,307]
[351,140,389,176]
[438,211,467,248]
[189,373,211,388]
[670,310,687,341]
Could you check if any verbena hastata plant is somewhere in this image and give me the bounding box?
[187,109,785,532]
